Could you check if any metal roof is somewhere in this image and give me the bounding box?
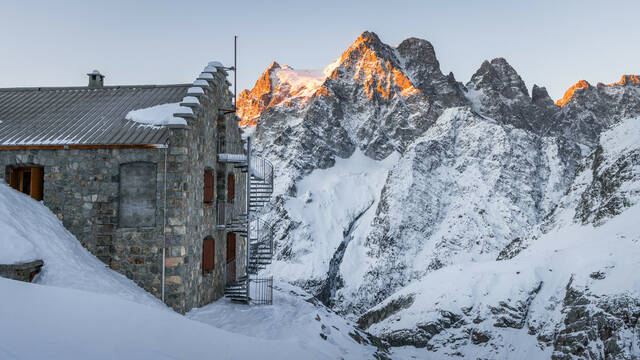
[0,84,191,146]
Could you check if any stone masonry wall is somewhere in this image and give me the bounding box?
[162,67,247,312]
[0,147,167,297]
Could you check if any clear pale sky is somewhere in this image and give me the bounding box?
[1,0,638,100]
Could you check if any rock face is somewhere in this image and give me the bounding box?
[465,57,558,135]
[552,75,640,147]
[359,117,640,358]
[237,31,640,357]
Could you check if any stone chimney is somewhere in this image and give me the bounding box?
[87,70,105,88]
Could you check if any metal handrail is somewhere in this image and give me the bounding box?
[249,155,274,186]
[248,277,273,305]
[217,138,246,156]
[246,219,274,275]
[216,200,246,228]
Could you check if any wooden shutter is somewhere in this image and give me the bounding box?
[204,170,214,203]
[227,174,235,203]
[202,238,215,273]
[30,167,44,201]
[8,167,19,190]
[226,233,236,263]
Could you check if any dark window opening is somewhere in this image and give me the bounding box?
[227,173,235,203]
[204,169,214,204]
[202,237,215,274]
[8,166,44,201]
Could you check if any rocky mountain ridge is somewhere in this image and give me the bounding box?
[238,31,640,358]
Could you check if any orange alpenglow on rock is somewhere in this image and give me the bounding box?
[607,74,640,87]
[236,31,420,127]
[556,80,591,107]
[556,75,640,107]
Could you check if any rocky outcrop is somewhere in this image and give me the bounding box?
[552,280,640,360]
[465,57,559,135]
[552,75,640,147]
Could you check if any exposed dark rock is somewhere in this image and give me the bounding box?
[357,294,415,329]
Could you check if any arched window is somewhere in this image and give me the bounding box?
[202,236,215,274]
[227,173,235,203]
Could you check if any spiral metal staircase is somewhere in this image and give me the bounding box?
[217,137,274,304]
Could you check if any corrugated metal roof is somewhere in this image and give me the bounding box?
[0,84,191,146]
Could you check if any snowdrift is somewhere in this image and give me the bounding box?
[0,181,161,307]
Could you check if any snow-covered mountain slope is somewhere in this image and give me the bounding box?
[328,107,580,315]
[358,117,640,359]
[238,31,640,357]
[0,181,162,307]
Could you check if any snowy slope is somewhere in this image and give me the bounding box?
[0,181,162,307]
[188,281,388,359]
[360,117,640,358]
[269,150,398,286]
[0,277,325,360]
[329,107,580,315]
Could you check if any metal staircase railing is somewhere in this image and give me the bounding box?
[222,137,275,305]
[216,200,246,231]
[248,155,274,213]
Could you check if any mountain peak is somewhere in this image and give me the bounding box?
[468,57,529,98]
[266,61,281,72]
[354,31,382,46]
[531,84,554,106]
[556,80,591,107]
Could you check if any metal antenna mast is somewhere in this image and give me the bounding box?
[234,35,237,107]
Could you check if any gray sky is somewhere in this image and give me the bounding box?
[1,0,638,100]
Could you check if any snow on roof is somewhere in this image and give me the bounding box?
[187,86,205,95]
[181,96,200,105]
[198,72,214,80]
[203,65,218,73]
[193,79,209,87]
[125,103,189,127]
[208,61,224,67]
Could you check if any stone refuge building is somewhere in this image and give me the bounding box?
[0,63,255,313]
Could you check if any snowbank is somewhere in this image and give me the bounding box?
[0,182,162,307]
[188,281,383,359]
[0,277,319,360]
[125,102,190,127]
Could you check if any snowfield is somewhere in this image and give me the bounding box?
[188,281,386,359]
[0,277,318,360]
[0,182,383,359]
